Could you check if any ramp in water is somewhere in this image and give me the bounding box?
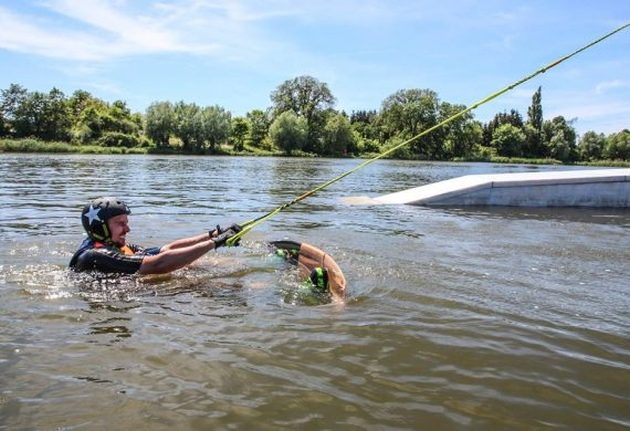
[374,168,630,207]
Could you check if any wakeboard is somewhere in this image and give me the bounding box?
[270,240,346,302]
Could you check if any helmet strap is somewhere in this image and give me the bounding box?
[101,223,114,244]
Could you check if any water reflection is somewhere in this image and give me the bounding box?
[442,206,630,226]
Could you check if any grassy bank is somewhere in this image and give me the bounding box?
[455,155,630,167]
[576,159,630,168]
[0,138,148,154]
[2,138,629,167]
[453,156,563,165]
[0,138,286,156]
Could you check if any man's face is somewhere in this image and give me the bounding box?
[107,214,130,247]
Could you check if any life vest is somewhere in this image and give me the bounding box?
[94,241,135,256]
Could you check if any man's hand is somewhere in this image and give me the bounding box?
[209,223,243,238]
[212,228,240,248]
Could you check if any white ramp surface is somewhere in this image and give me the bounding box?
[374,169,630,207]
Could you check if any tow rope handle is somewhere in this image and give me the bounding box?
[226,22,630,247]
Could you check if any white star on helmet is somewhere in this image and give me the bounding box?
[84,205,102,225]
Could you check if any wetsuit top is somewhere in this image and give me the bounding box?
[69,238,161,274]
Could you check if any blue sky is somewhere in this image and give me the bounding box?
[0,0,628,135]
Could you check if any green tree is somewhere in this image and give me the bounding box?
[68,90,108,143]
[269,111,308,154]
[270,76,335,153]
[246,109,270,149]
[350,110,380,142]
[445,119,483,159]
[173,102,203,152]
[67,90,94,123]
[603,129,630,160]
[145,101,176,147]
[491,123,526,157]
[380,88,441,159]
[438,102,477,159]
[74,104,105,142]
[4,88,70,141]
[41,88,71,141]
[0,83,28,136]
[483,109,523,147]
[578,131,606,161]
[201,105,231,151]
[321,113,356,156]
[525,86,544,157]
[543,116,577,162]
[13,90,47,138]
[231,117,249,151]
[107,100,141,135]
[71,97,141,145]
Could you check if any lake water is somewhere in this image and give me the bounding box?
[1,154,629,430]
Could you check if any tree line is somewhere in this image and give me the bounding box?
[1,77,628,163]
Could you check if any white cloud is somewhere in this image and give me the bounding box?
[0,0,464,62]
[0,6,106,60]
[551,100,630,121]
[595,79,630,94]
[0,1,224,61]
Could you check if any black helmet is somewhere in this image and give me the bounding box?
[81,197,131,242]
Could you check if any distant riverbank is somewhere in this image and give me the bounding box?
[1,138,629,167]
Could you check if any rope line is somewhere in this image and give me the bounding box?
[227,22,630,245]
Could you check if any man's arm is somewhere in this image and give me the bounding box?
[138,228,238,275]
[159,232,212,252]
[138,238,216,274]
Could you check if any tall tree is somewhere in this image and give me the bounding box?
[270,76,335,153]
[201,105,231,151]
[173,102,203,152]
[230,117,249,151]
[543,116,577,162]
[380,88,441,159]
[0,84,28,136]
[437,102,476,159]
[271,76,335,122]
[67,90,107,143]
[525,86,544,157]
[39,87,71,141]
[5,88,70,141]
[145,101,176,147]
[246,109,270,148]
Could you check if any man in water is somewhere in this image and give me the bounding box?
[69,197,241,275]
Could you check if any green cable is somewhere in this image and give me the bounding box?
[227,22,630,246]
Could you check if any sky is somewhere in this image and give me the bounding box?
[0,0,629,136]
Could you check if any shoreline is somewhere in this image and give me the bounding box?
[1,138,628,168]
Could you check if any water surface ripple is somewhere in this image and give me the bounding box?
[1,154,629,430]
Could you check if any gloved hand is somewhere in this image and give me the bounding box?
[209,223,243,238]
[222,223,242,234]
[212,228,240,248]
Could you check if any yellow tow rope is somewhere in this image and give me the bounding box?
[227,22,630,246]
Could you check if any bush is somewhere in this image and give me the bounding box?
[97,132,141,148]
[0,138,75,153]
